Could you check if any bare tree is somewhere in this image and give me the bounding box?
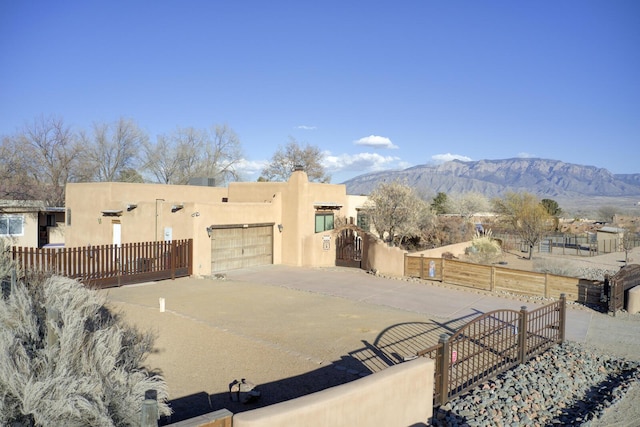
[261,137,330,183]
[492,192,553,260]
[7,116,80,205]
[364,179,433,247]
[448,192,490,219]
[79,118,146,182]
[142,124,243,185]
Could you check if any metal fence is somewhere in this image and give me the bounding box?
[11,239,193,288]
[417,295,566,407]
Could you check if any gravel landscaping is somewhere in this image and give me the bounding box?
[433,341,640,426]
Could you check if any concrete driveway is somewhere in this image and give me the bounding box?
[102,265,638,424]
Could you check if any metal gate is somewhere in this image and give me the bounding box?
[335,227,363,268]
[607,264,640,315]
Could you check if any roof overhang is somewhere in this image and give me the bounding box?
[101,210,123,217]
[314,202,342,210]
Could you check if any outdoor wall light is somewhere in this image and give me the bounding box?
[126,204,137,211]
[277,224,283,232]
[206,226,214,238]
[171,204,184,213]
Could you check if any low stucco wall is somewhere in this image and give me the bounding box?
[232,357,434,427]
[361,234,407,277]
[412,241,471,259]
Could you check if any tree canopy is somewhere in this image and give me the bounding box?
[260,137,329,183]
[364,179,433,247]
[492,192,553,259]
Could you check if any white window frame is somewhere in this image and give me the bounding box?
[0,214,25,236]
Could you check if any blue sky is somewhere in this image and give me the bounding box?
[1,1,638,183]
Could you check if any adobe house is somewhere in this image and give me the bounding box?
[0,199,65,248]
[64,169,371,276]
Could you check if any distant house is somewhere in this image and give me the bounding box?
[0,200,65,247]
[596,226,625,253]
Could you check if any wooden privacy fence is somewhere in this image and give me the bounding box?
[417,295,566,407]
[405,255,602,305]
[11,239,193,289]
[606,264,640,315]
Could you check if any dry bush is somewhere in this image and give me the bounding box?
[466,230,502,265]
[532,257,578,277]
[0,239,170,426]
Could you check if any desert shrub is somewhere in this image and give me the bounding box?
[465,229,502,265]
[0,239,170,426]
[533,257,578,277]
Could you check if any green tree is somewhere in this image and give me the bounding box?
[260,137,330,183]
[541,198,563,231]
[492,192,552,260]
[431,192,448,215]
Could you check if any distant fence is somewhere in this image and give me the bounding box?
[417,295,566,407]
[405,255,601,305]
[11,239,193,288]
[494,233,640,257]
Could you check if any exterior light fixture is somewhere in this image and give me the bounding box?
[171,204,184,213]
[277,224,283,232]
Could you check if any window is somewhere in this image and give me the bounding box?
[315,213,334,233]
[0,215,24,236]
[357,212,370,231]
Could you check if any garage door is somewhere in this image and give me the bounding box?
[211,224,273,272]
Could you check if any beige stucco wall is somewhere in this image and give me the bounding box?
[2,212,38,247]
[232,357,434,427]
[65,171,361,276]
[361,233,407,277]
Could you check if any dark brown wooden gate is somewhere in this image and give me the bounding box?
[336,227,363,268]
[607,264,640,315]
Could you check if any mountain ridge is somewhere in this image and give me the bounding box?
[342,158,640,210]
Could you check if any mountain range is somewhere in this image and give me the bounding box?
[342,158,640,213]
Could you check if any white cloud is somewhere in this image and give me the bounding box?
[235,158,267,176]
[323,151,403,173]
[431,153,473,163]
[354,135,398,149]
[296,125,317,130]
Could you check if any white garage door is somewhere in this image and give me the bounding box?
[210,224,273,273]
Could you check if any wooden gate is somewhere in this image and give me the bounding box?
[607,264,640,315]
[336,227,363,268]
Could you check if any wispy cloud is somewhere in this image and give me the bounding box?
[296,125,317,130]
[431,153,472,163]
[517,152,535,158]
[354,135,398,149]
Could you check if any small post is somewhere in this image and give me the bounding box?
[559,294,566,343]
[420,254,425,279]
[518,306,527,364]
[141,389,158,427]
[438,333,450,406]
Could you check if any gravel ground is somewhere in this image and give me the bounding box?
[432,247,640,427]
[433,341,640,427]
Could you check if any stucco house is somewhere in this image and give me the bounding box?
[0,199,65,248]
[64,169,376,277]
